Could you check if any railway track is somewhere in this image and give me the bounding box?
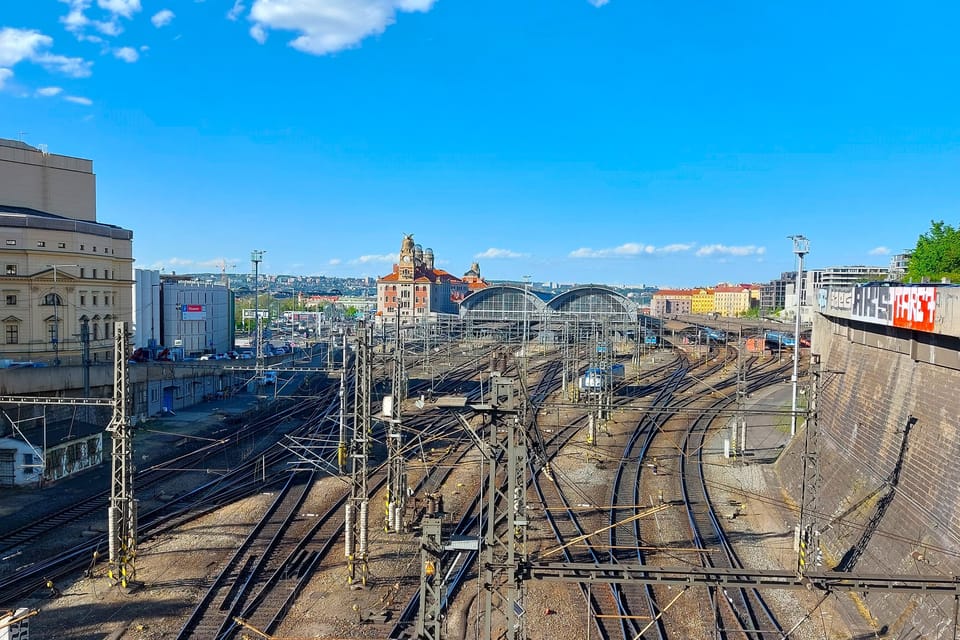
[175,342,503,638]
[677,361,789,639]
[0,382,341,606]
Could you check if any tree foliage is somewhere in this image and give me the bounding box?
[906,220,960,283]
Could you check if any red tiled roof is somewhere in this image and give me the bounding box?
[378,263,465,285]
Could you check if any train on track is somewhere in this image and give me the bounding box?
[578,363,625,390]
[764,330,796,348]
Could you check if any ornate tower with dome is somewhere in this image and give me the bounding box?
[376,234,481,321]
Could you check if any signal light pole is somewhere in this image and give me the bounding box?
[251,250,265,379]
[788,235,809,436]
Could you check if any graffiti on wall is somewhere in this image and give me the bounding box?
[851,286,936,332]
[820,287,854,313]
[891,286,936,331]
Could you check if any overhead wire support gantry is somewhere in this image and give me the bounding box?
[385,309,407,534]
[346,320,372,585]
[106,321,137,589]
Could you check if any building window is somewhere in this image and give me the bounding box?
[5,240,15,246]
[58,242,66,249]
[104,247,109,253]
[23,453,36,474]
[93,295,98,306]
[42,293,63,306]
[93,246,96,252]
[80,244,85,250]
[92,269,97,279]
[104,295,109,306]
[5,294,15,305]
[5,265,15,276]
[80,267,85,278]
[80,294,86,305]
[5,324,18,344]
[37,241,46,247]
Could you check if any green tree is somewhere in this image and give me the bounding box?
[906,220,960,283]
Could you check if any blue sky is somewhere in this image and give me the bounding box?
[1,1,955,287]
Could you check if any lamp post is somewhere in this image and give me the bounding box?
[251,250,265,374]
[47,264,78,366]
[788,235,809,436]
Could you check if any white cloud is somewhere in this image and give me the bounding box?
[868,246,890,256]
[475,248,526,259]
[151,9,175,27]
[161,257,227,270]
[247,0,438,56]
[352,253,397,264]
[114,46,139,62]
[396,0,434,9]
[587,0,610,6]
[35,52,93,78]
[660,243,695,253]
[569,241,701,259]
[98,0,141,19]
[227,0,246,21]
[93,19,123,36]
[36,86,63,96]
[61,0,138,40]
[65,95,93,105]
[0,68,12,89]
[695,244,766,258]
[0,28,94,80]
[570,243,656,258]
[59,0,90,29]
[328,258,342,266]
[249,23,267,44]
[0,28,53,67]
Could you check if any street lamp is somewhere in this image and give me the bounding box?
[251,250,265,371]
[788,235,809,436]
[46,264,78,366]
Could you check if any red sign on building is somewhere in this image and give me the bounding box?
[181,304,206,320]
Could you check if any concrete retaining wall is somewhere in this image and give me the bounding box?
[776,312,960,637]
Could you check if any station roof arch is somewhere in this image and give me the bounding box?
[547,285,638,323]
[460,285,548,321]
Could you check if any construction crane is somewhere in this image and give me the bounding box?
[219,259,237,287]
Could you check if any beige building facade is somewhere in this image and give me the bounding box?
[713,285,757,317]
[650,289,693,317]
[0,139,133,364]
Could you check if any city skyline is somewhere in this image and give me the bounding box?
[2,2,951,286]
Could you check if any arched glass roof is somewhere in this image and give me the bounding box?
[461,285,640,324]
[460,285,547,320]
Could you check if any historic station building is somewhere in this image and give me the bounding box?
[376,235,487,320]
